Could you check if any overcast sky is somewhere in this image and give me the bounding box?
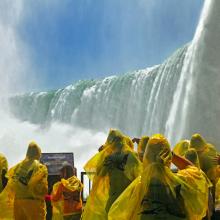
[0,0,204,92]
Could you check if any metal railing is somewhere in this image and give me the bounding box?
[81,172,95,203]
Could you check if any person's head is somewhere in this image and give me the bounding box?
[26,141,41,160]
[137,136,149,162]
[143,134,172,167]
[60,162,74,179]
[184,148,200,168]
[106,129,125,152]
[190,133,207,151]
[173,140,190,156]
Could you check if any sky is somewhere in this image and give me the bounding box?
[0,0,204,92]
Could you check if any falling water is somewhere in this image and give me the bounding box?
[166,0,220,147]
[7,0,220,153]
[9,45,187,138]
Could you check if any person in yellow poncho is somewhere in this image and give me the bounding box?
[0,153,8,193]
[9,141,48,220]
[190,134,219,211]
[184,148,213,219]
[81,129,143,220]
[173,140,190,157]
[51,162,83,220]
[137,136,149,162]
[108,134,210,220]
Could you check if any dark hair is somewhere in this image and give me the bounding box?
[60,162,74,179]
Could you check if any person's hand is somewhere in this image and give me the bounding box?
[157,149,171,164]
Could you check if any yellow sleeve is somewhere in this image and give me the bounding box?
[81,175,110,220]
[29,164,48,199]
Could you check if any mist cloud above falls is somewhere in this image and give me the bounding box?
[0,1,107,174]
[0,0,37,96]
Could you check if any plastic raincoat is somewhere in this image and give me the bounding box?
[82,129,142,220]
[216,178,220,210]
[184,148,200,169]
[190,134,219,183]
[0,173,14,219]
[0,153,8,193]
[185,148,213,219]
[125,136,134,150]
[11,157,48,220]
[137,136,149,162]
[173,140,190,157]
[0,157,48,220]
[109,134,210,220]
[51,175,83,220]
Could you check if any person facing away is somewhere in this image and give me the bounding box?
[51,162,83,220]
[10,141,48,220]
[184,148,213,219]
[82,129,142,220]
[0,152,8,193]
[190,133,219,212]
[189,134,219,182]
[173,140,190,157]
[109,134,210,220]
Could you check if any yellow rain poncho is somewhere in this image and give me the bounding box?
[190,134,219,184]
[0,153,8,193]
[109,134,210,220]
[125,136,134,150]
[51,175,83,220]
[0,172,14,220]
[11,158,48,220]
[184,148,200,169]
[3,142,48,220]
[216,178,220,210]
[137,136,149,162]
[0,157,48,220]
[82,129,142,220]
[184,148,213,219]
[173,140,190,157]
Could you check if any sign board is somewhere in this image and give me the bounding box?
[40,152,74,175]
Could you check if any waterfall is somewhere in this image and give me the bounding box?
[8,0,220,149]
[166,0,220,147]
[9,45,187,137]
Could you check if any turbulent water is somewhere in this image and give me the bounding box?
[8,0,220,150]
